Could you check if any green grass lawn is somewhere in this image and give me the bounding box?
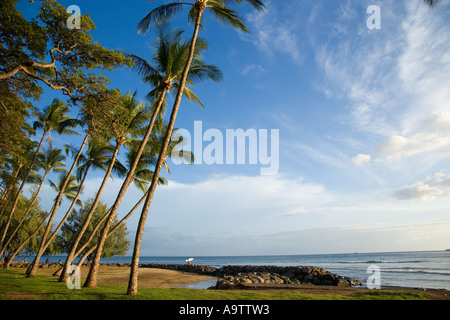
[0,269,432,300]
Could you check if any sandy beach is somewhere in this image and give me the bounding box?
[9,265,216,289]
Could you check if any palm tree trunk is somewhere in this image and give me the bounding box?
[83,90,167,288]
[73,189,149,270]
[0,131,47,252]
[3,207,53,269]
[59,139,122,282]
[0,171,49,259]
[0,166,22,218]
[26,133,89,277]
[126,8,204,295]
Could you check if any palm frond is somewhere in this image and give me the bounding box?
[207,1,249,33]
[181,85,204,107]
[188,63,223,84]
[138,2,186,34]
[126,52,160,80]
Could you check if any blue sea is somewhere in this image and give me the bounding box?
[40,250,450,290]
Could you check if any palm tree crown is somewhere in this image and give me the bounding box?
[128,24,222,117]
[36,148,67,177]
[33,98,79,149]
[138,0,265,35]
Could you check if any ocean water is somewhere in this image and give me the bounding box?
[40,250,450,290]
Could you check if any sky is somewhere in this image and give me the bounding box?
[19,0,450,256]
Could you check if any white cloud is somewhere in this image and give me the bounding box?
[375,133,450,159]
[393,182,445,202]
[352,154,371,166]
[392,171,450,201]
[375,112,450,161]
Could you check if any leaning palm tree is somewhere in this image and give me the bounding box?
[0,144,37,219]
[25,173,83,277]
[48,175,82,205]
[74,126,192,270]
[56,90,148,282]
[0,98,78,253]
[62,140,167,275]
[0,148,67,259]
[27,91,145,278]
[124,0,265,295]
[83,24,221,288]
[8,173,80,271]
[57,136,125,282]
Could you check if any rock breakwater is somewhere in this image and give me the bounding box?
[139,263,361,289]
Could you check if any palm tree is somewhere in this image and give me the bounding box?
[6,174,80,270]
[55,90,147,282]
[0,148,67,259]
[74,126,192,270]
[48,174,83,207]
[25,173,83,277]
[83,24,221,289]
[57,136,124,282]
[124,0,265,295]
[64,141,167,273]
[0,144,37,218]
[27,91,145,278]
[0,98,78,252]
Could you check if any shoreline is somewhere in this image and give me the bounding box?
[3,264,449,300]
[7,261,450,293]
[6,264,216,289]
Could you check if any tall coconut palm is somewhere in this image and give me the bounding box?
[57,91,148,282]
[0,148,67,258]
[27,91,145,278]
[57,136,124,282]
[124,0,265,295]
[6,174,80,270]
[0,98,78,252]
[25,173,83,277]
[74,126,192,270]
[63,142,166,274]
[83,24,221,288]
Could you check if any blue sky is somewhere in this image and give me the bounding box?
[21,0,450,256]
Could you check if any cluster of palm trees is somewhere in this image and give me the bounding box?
[1,0,253,294]
[0,0,440,296]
